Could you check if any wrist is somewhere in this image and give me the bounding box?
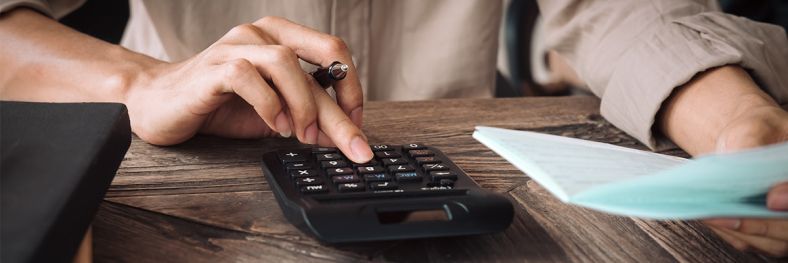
[658,65,780,155]
[108,48,169,141]
[715,105,788,153]
[102,45,163,105]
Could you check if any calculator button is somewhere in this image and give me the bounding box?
[290,169,318,178]
[370,144,393,151]
[430,171,457,181]
[388,164,415,173]
[415,156,440,165]
[370,181,398,190]
[312,147,337,153]
[357,166,385,174]
[351,159,380,167]
[423,163,448,172]
[316,153,342,161]
[439,179,455,187]
[286,162,311,170]
[395,172,421,182]
[295,177,323,186]
[402,143,425,150]
[321,160,347,169]
[279,151,306,163]
[364,173,391,182]
[301,184,328,194]
[338,183,365,192]
[332,174,360,184]
[326,167,354,176]
[408,149,434,158]
[374,151,401,158]
[381,158,408,166]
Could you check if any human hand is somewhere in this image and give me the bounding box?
[703,106,788,257]
[125,17,373,163]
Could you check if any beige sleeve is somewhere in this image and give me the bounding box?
[536,0,788,150]
[0,0,84,18]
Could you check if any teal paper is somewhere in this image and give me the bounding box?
[473,126,788,220]
[574,143,788,219]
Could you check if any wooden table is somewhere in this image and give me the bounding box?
[93,96,777,262]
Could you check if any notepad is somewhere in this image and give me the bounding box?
[472,126,788,219]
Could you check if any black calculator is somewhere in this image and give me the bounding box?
[260,143,514,243]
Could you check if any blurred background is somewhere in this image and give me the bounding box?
[60,0,787,99]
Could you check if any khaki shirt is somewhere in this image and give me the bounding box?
[2,0,787,149]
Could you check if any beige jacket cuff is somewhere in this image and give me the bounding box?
[600,12,788,150]
[0,0,84,18]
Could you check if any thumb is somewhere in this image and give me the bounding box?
[766,182,788,211]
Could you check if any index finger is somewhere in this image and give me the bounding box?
[252,16,363,126]
[313,86,372,163]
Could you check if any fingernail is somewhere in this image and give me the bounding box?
[350,136,372,162]
[304,122,318,145]
[275,112,291,138]
[767,191,788,210]
[350,107,363,127]
[704,219,741,230]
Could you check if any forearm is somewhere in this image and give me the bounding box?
[658,65,783,155]
[0,8,160,103]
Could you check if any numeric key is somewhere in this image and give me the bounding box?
[352,159,380,167]
[312,147,337,153]
[371,144,393,151]
[382,158,408,166]
[388,164,415,173]
[357,166,385,174]
[327,167,353,176]
[402,143,425,150]
[316,153,342,161]
[374,151,401,158]
[321,160,347,169]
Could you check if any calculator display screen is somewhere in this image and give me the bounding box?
[377,208,450,224]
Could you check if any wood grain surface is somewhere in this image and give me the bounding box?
[93,96,780,262]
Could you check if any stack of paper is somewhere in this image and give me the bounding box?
[472,126,788,219]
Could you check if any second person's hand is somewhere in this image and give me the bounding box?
[125,16,373,163]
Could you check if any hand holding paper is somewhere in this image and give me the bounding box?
[472,126,788,220]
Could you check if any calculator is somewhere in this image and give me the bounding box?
[260,143,514,243]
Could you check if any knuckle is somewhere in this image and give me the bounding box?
[256,16,284,25]
[266,45,297,64]
[224,59,255,78]
[321,36,349,55]
[226,23,261,40]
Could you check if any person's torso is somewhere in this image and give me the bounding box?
[121,0,502,101]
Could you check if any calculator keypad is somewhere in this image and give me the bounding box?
[276,144,461,195]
